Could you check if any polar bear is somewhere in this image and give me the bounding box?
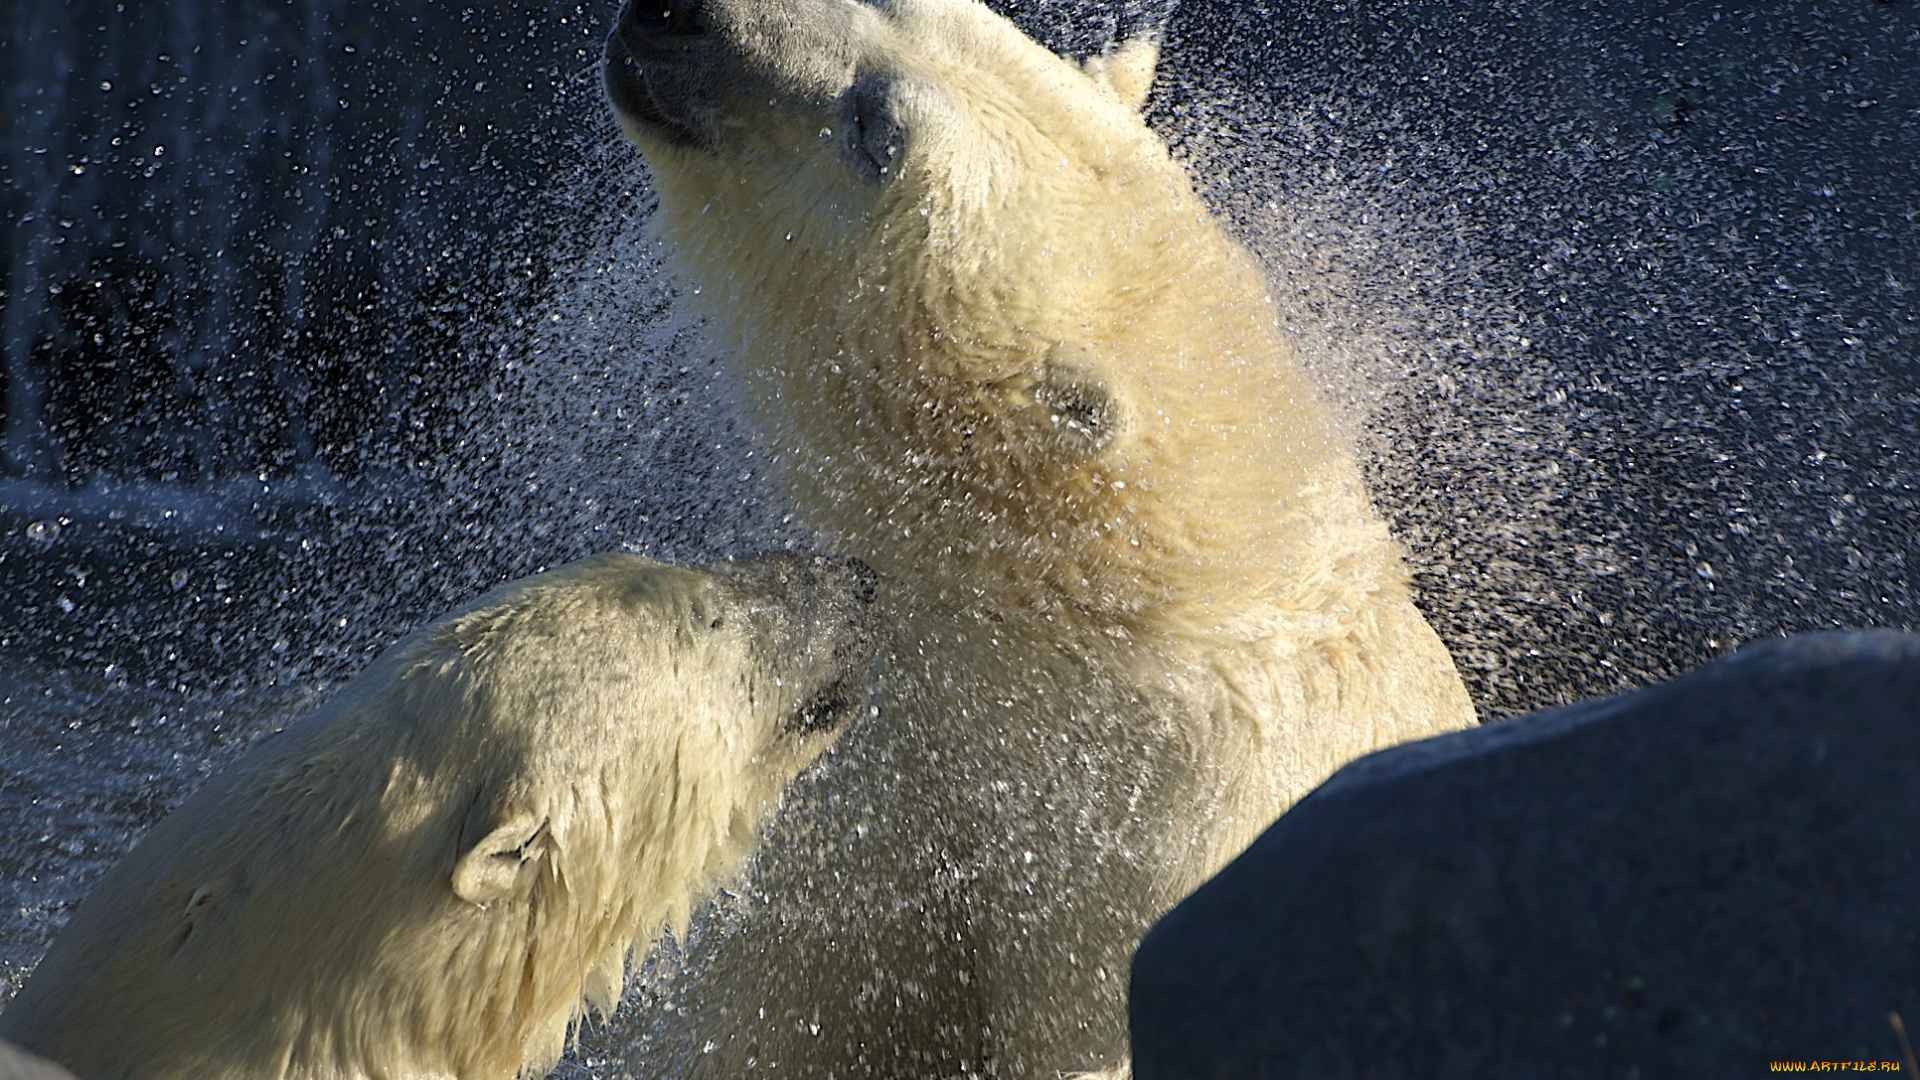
[0,552,876,1080]
[604,0,1477,1076]
[0,1038,77,1080]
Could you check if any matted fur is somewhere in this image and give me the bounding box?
[1,552,873,1080]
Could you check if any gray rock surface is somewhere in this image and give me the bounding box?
[1132,631,1920,1078]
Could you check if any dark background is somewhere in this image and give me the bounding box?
[1138,0,1919,714]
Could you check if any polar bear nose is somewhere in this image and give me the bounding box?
[615,0,707,40]
[605,0,709,147]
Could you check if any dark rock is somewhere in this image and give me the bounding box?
[1132,631,1920,1078]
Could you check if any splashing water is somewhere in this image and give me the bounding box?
[1,0,1914,1073]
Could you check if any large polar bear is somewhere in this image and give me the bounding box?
[604,0,1477,1076]
[0,552,876,1080]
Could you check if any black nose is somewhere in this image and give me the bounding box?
[616,0,706,39]
[603,0,705,148]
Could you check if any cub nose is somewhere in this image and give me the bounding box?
[615,0,706,39]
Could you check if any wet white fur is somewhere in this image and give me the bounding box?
[1,554,849,1080]
[613,2,1479,1075]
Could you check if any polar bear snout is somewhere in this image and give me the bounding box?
[711,554,879,734]
[786,670,863,735]
[606,0,891,160]
[603,0,711,147]
[616,0,708,40]
[815,556,881,730]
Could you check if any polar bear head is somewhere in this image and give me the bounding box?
[0,552,877,1080]
[430,552,878,927]
[604,0,1338,626]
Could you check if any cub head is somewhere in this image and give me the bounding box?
[0,551,878,1080]
[435,550,879,915]
[418,550,879,1075]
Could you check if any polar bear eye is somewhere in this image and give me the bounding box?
[1034,350,1122,453]
[1037,380,1118,453]
[843,77,906,182]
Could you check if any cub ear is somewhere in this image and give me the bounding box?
[1082,35,1160,112]
[452,810,552,905]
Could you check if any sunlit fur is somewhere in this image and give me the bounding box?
[608,1,1478,1076]
[1,553,865,1080]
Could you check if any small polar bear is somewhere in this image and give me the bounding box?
[0,552,876,1080]
[605,0,1476,1076]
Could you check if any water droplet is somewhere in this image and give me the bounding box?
[24,519,60,545]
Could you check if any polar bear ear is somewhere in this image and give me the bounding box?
[1082,36,1160,112]
[452,811,552,905]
